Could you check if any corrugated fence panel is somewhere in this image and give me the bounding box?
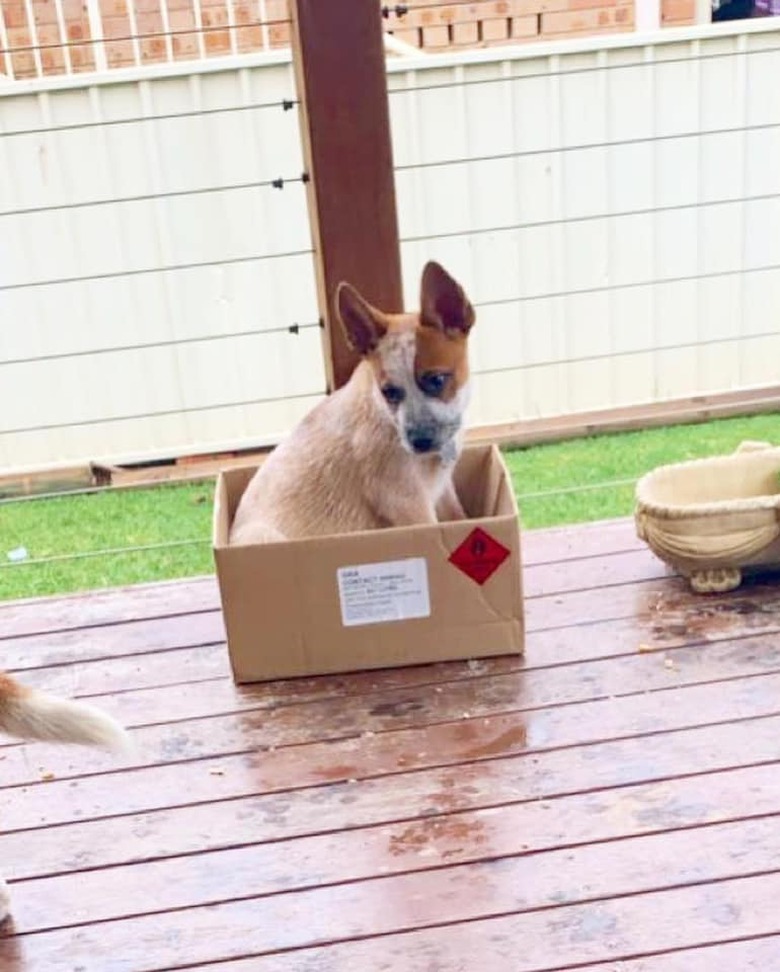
[2,25,780,474]
[0,55,324,471]
[389,23,780,428]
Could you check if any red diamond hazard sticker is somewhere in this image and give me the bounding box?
[449,527,511,586]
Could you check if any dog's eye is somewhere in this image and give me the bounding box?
[381,385,406,405]
[419,372,450,397]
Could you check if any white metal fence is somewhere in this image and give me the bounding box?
[391,23,780,428]
[0,54,324,471]
[2,21,780,473]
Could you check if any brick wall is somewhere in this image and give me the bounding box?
[0,0,291,77]
[1,0,682,80]
[1,0,96,76]
[660,0,697,24]
[388,0,635,50]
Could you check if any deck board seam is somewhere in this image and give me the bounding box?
[2,711,779,831]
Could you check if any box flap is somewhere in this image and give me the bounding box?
[493,447,520,519]
[212,473,229,549]
[453,445,492,517]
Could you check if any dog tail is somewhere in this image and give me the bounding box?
[0,672,128,751]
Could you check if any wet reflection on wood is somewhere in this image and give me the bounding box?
[1,518,779,970]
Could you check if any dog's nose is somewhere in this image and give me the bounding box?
[410,435,435,454]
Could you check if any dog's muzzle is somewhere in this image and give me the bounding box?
[405,419,459,456]
[409,434,436,454]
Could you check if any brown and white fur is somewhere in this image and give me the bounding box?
[0,672,128,923]
[230,261,476,545]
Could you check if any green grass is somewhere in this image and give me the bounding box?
[1,413,778,602]
[0,482,215,602]
[506,413,779,528]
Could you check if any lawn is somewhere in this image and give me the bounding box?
[1,413,778,602]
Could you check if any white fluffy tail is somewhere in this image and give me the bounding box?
[0,674,128,751]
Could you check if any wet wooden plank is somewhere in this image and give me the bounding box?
[3,669,779,833]
[519,517,646,564]
[525,575,780,632]
[1,515,778,972]
[9,583,780,719]
[89,632,780,732]
[528,601,780,666]
[13,644,231,698]
[1,871,778,970]
[2,630,779,785]
[13,575,780,698]
[9,763,780,933]
[1,611,227,671]
[532,936,780,972]
[4,712,778,882]
[0,575,220,640]
[523,546,670,598]
[192,935,780,972]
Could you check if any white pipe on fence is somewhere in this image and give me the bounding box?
[22,0,44,77]
[0,4,15,81]
[83,0,108,72]
[52,0,74,75]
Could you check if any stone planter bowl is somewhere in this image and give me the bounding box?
[635,441,780,593]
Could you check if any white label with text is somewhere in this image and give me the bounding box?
[337,558,431,627]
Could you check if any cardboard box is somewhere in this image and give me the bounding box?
[213,444,524,683]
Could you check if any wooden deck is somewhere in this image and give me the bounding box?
[1,517,780,971]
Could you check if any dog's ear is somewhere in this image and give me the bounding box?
[336,282,389,355]
[420,262,475,337]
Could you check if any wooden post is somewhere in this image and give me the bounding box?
[289,0,403,391]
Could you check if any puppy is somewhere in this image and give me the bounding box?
[230,261,475,545]
[0,672,127,922]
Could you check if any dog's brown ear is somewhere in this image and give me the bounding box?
[336,282,389,355]
[420,261,475,337]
